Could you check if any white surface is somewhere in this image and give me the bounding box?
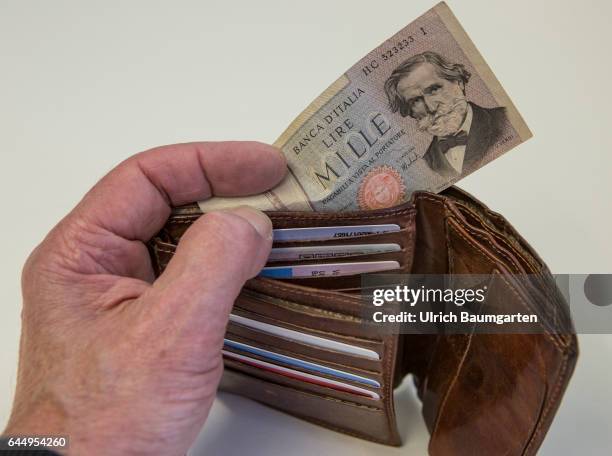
[1,0,611,454]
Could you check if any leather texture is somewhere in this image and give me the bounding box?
[148,187,578,455]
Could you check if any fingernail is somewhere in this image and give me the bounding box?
[224,205,273,241]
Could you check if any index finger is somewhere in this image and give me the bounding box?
[71,141,287,241]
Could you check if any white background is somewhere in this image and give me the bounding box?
[1,0,611,454]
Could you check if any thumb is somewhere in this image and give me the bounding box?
[147,206,272,343]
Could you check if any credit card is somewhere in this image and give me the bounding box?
[228,314,380,360]
[223,350,380,400]
[268,243,401,262]
[272,224,400,242]
[259,260,400,279]
[224,339,380,388]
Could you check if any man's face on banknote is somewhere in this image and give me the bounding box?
[396,62,468,137]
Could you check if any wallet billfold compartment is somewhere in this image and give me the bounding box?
[149,187,578,455]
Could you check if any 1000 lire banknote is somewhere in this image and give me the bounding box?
[199,2,531,213]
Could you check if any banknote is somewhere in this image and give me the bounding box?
[199,2,531,213]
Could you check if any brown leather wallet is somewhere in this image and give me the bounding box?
[148,187,578,455]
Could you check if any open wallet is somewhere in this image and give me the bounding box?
[148,186,578,455]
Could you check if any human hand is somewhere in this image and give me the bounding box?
[3,142,287,455]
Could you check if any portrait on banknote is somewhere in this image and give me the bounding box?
[383,51,508,180]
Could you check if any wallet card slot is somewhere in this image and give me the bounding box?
[230,307,384,360]
[225,328,383,379]
[229,311,381,361]
[262,245,411,287]
[271,227,411,248]
[222,339,382,391]
[235,292,384,347]
[246,276,375,317]
[267,204,416,229]
[280,271,397,289]
[265,250,405,268]
[223,358,383,408]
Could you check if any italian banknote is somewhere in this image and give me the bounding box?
[199,2,531,213]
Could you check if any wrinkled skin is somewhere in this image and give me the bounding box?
[3,141,287,455]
